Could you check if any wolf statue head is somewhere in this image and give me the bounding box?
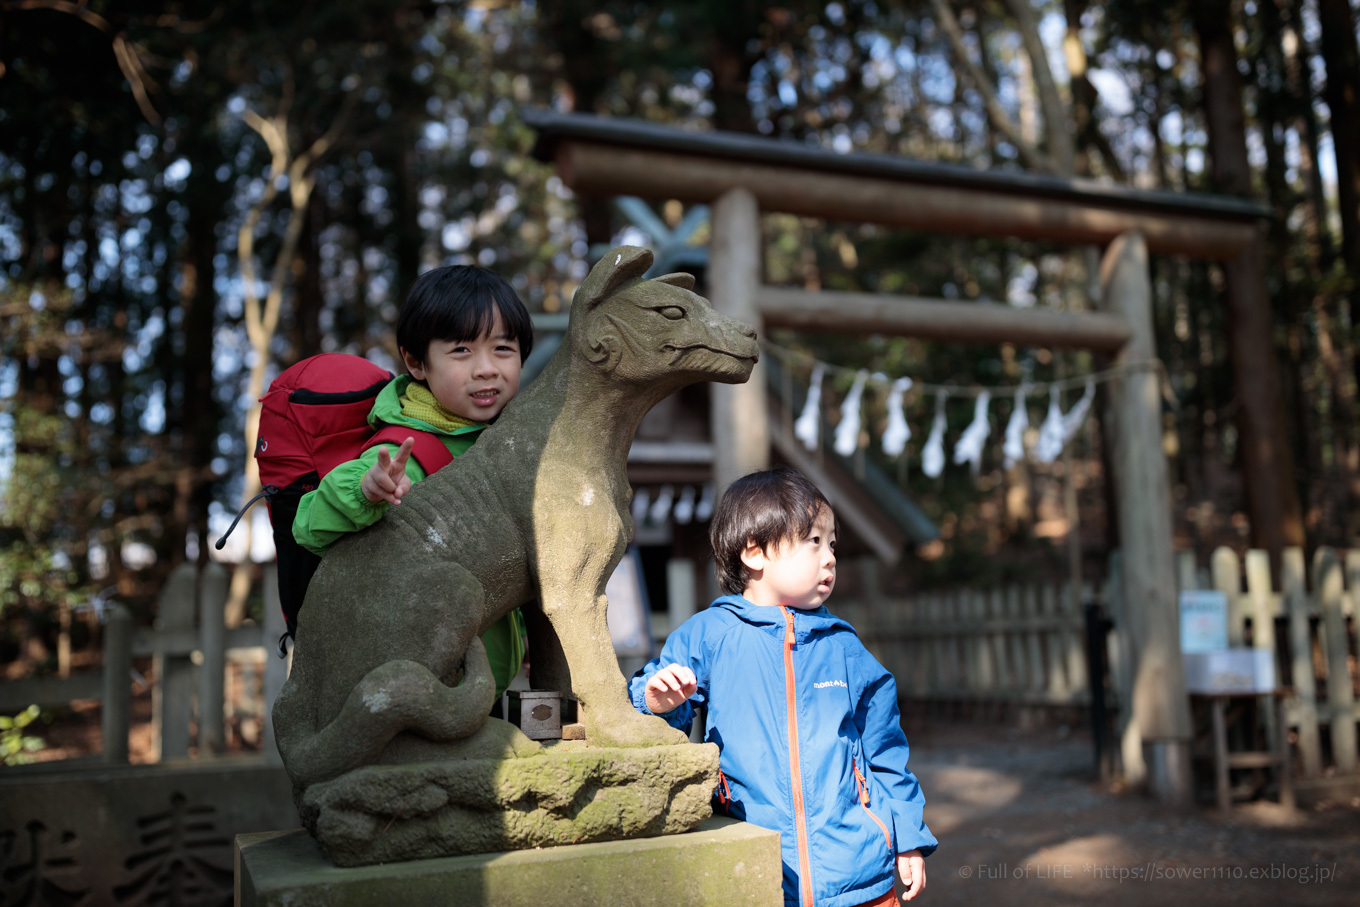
[564,244,757,395]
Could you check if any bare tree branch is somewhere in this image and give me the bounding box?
[226,86,355,624]
[6,0,162,125]
[929,0,1058,173]
[8,0,111,31]
[110,34,161,127]
[238,110,288,353]
[1080,95,1129,181]
[999,0,1074,173]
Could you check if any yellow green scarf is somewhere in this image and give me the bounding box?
[401,382,482,432]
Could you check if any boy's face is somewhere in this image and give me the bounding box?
[740,505,837,610]
[402,309,522,423]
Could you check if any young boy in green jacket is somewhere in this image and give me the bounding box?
[292,264,533,701]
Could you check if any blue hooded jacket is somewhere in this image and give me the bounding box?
[630,595,936,907]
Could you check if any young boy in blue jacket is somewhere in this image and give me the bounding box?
[630,467,935,907]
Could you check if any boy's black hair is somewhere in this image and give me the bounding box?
[710,466,835,597]
[396,265,534,366]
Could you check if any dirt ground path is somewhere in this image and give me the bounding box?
[906,722,1359,906]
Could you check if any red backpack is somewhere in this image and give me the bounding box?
[216,354,453,653]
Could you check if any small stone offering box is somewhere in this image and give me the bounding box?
[507,689,568,740]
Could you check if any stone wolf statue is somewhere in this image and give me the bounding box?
[272,245,759,797]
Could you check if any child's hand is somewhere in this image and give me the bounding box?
[897,850,926,901]
[361,438,414,505]
[643,664,697,715]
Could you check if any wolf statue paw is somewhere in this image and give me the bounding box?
[585,708,691,750]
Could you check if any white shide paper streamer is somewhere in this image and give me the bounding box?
[793,364,826,451]
[921,392,948,479]
[952,390,991,475]
[1035,379,1095,463]
[882,376,913,458]
[1003,384,1030,469]
[648,484,675,524]
[673,485,696,525]
[695,483,717,522]
[833,370,870,457]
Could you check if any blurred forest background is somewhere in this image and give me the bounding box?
[3,0,1360,672]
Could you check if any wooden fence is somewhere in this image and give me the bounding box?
[843,546,1360,787]
[11,546,1356,787]
[839,575,1100,717]
[0,561,287,764]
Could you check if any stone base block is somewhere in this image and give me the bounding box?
[236,816,782,906]
[301,741,720,866]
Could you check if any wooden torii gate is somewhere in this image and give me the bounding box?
[527,110,1272,806]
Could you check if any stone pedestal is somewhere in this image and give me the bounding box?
[300,740,722,865]
[235,816,782,906]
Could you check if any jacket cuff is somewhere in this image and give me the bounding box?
[342,469,389,516]
[629,685,694,731]
[888,800,938,858]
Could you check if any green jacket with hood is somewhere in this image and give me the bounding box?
[292,374,525,699]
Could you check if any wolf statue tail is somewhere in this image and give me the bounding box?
[272,638,496,791]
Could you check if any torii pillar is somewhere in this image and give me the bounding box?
[1099,232,1193,805]
[709,187,769,491]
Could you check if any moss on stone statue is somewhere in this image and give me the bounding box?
[301,741,720,867]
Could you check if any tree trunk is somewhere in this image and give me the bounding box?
[1194,0,1306,555]
[292,191,325,361]
[179,169,227,568]
[1317,0,1360,279]
[389,131,422,312]
[1279,0,1334,268]
[1255,0,1315,528]
[544,0,620,246]
[1315,0,1360,434]
[706,31,757,134]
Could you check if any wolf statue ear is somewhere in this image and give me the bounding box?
[574,246,654,310]
[652,272,696,291]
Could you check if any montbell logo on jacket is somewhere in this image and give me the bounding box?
[630,595,937,907]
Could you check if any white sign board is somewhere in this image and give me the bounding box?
[1179,589,1229,653]
[1184,649,1276,694]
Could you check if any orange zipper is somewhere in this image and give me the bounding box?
[853,757,893,854]
[780,606,815,907]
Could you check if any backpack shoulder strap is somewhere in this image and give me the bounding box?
[365,425,456,475]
